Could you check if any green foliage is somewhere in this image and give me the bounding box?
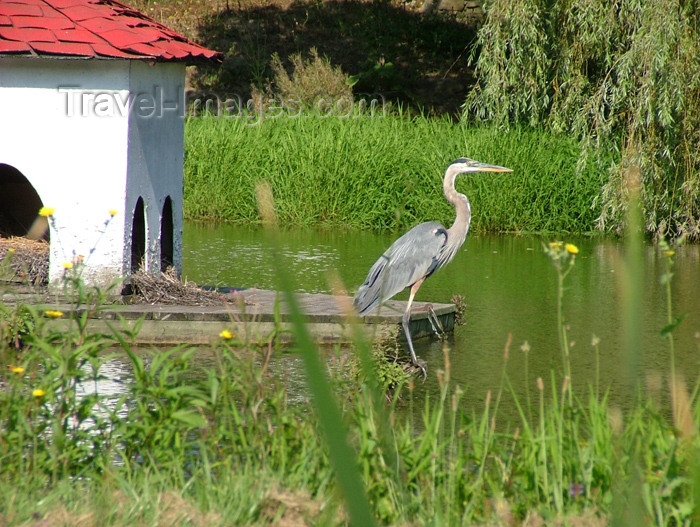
[465,0,700,240]
[2,227,699,524]
[184,115,605,233]
[0,303,34,352]
[0,303,123,483]
[5,308,700,525]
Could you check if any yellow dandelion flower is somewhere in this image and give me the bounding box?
[45,310,64,318]
[62,262,73,269]
[219,329,233,340]
[38,207,55,217]
[8,248,15,253]
[664,250,675,257]
[32,388,46,398]
[548,241,563,249]
[565,243,579,255]
[108,209,118,217]
[11,366,25,375]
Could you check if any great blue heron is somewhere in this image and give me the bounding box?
[354,158,512,375]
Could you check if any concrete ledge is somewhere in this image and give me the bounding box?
[2,285,456,346]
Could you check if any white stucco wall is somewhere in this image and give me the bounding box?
[126,61,185,276]
[0,57,186,287]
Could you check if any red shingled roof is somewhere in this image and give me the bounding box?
[0,0,220,62]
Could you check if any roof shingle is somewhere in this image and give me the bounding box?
[0,0,220,62]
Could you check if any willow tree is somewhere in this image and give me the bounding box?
[464,0,700,240]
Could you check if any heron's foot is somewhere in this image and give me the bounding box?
[405,359,428,380]
[427,305,446,339]
[414,304,446,340]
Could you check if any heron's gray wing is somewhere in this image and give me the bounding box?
[354,221,447,314]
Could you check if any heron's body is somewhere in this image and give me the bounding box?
[354,221,458,314]
[354,158,512,375]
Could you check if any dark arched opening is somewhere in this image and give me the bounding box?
[131,197,146,273]
[0,163,49,241]
[160,196,174,272]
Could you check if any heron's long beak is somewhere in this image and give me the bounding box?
[472,161,512,173]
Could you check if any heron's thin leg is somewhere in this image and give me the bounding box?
[401,308,418,364]
[427,305,445,338]
[402,279,427,378]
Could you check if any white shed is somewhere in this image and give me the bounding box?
[0,0,219,289]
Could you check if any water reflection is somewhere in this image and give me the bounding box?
[183,224,342,294]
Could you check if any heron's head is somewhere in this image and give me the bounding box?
[450,157,513,174]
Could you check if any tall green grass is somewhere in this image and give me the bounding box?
[2,232,698,525]
[184,115,608,233]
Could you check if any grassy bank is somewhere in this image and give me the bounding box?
[2,348,695,526]
[1,311,697,525]
[184,115,608,234]
[1,237,697,525]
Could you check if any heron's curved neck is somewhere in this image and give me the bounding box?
[443,167,471,243]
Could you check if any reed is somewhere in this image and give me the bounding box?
[183,115,606,234]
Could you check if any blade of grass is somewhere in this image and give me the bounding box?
[275,262,377,527]
[255,178,376,526]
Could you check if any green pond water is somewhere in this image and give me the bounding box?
[182,223,700,413]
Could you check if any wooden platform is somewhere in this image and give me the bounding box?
[2,285,456,346]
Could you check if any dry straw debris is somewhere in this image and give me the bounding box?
[1,236,233,306]
[130,267,230,306]
[258,486,323,527]
[0,236,49,285]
